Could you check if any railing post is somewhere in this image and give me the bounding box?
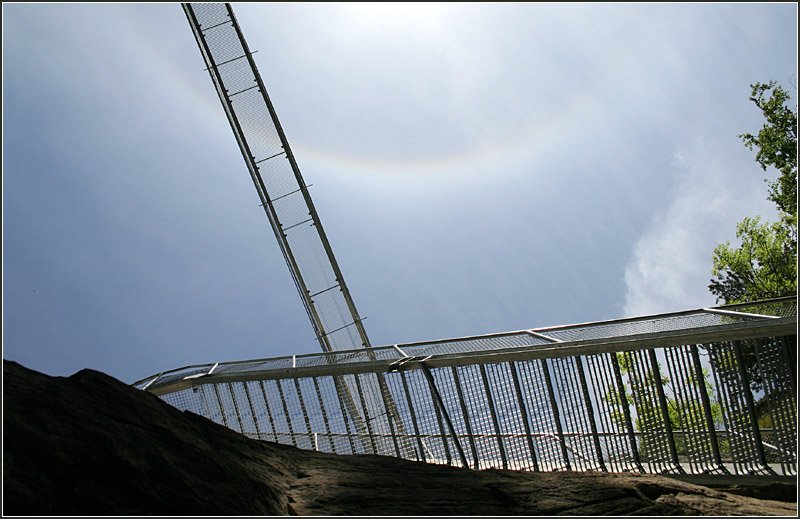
[574,356,606,471]
[275,379,297,446]
[509,362,540,471]
[400,371,426,462]
[212,384,229,429]
[419,363,470,469]
[293,378,315,450]
[733,341,773,473]
[258,381,280,443]
[352,374,378,454]
[610,353,643,472]
[242,382,264,439]
[332,376,358,455]
[479,364,508,469]
[311,377,336,454]
[376,374,402,458]
[541,359,571,470]
[647,349,684,473]
[451,367,481,469]
[690,345,727,473]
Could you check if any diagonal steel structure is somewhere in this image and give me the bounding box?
[183,3,367,354]
[183,2,411,456]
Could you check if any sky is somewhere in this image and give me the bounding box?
[3,3,797,385]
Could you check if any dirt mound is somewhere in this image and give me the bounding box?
[3,360,796,515]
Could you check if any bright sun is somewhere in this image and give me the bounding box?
[344,2,446,26]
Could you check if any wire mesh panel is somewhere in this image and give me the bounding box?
[159,386,206,417]
[707,341,772,474]
[617,350,680,473]
[312,375,356,455]
[752,337,797,475]
[583,353,639,472]
[513,359,570,471]
[451,365,502,469]
[662,346,725,474]
[549,356,605,471]
[400,369,455,466]
[482,363,535,471]
[540,311,757,343]
[184,2,370,354]
[429,367,474,469]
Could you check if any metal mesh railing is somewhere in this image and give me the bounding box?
[136,297,797,476]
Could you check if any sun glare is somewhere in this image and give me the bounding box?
[344,2,445,27]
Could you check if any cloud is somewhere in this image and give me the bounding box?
[623,134,778,316]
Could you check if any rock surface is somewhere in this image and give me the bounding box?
[3,360,796,516]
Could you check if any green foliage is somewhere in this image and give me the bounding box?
[606,352,724,461]
[710,216,797,303]
[710,81,798,304]
[739,81,798,219]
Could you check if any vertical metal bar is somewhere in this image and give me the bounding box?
[489,363,521,470]
[574,356,606,471]
[479,364,508,469]
[212,384,229,429]
[376,374,402,458]
[275,379,297,446]
[732,341,771,471]
[510,362,539,471]
[668,347,700,472]
[196,384,211,420]
[610,352,643,472]
[780,336,796,394]
[425,373,453,465]
[226,382,245,433]
[626,351,654,471]
[376,372,411,455]
[759,338,797,475]
[708,345,747,473]
[753,340,786,473]
[293,378,314,448]
[587,355,623,471]
[451,367,480,469]
[647,349,683,472]
[690,345,727,473]
[420,364,469,469]
[400,371,426,462]
[352,374,377,454]
[332,376,357,454]
[312,377,336,454]
[541,359,571,470]
[519,361,556,468]
[258,381,279,442]
[552,358,584,470]
[242,382,264,439]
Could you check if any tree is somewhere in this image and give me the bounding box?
[739,81,797,220]
[709,216,796,303]
[605,352,724,464]
[709,81,797,304]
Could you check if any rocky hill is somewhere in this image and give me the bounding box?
[2,360,796,515]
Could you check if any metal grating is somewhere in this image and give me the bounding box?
[184,3,370,354]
